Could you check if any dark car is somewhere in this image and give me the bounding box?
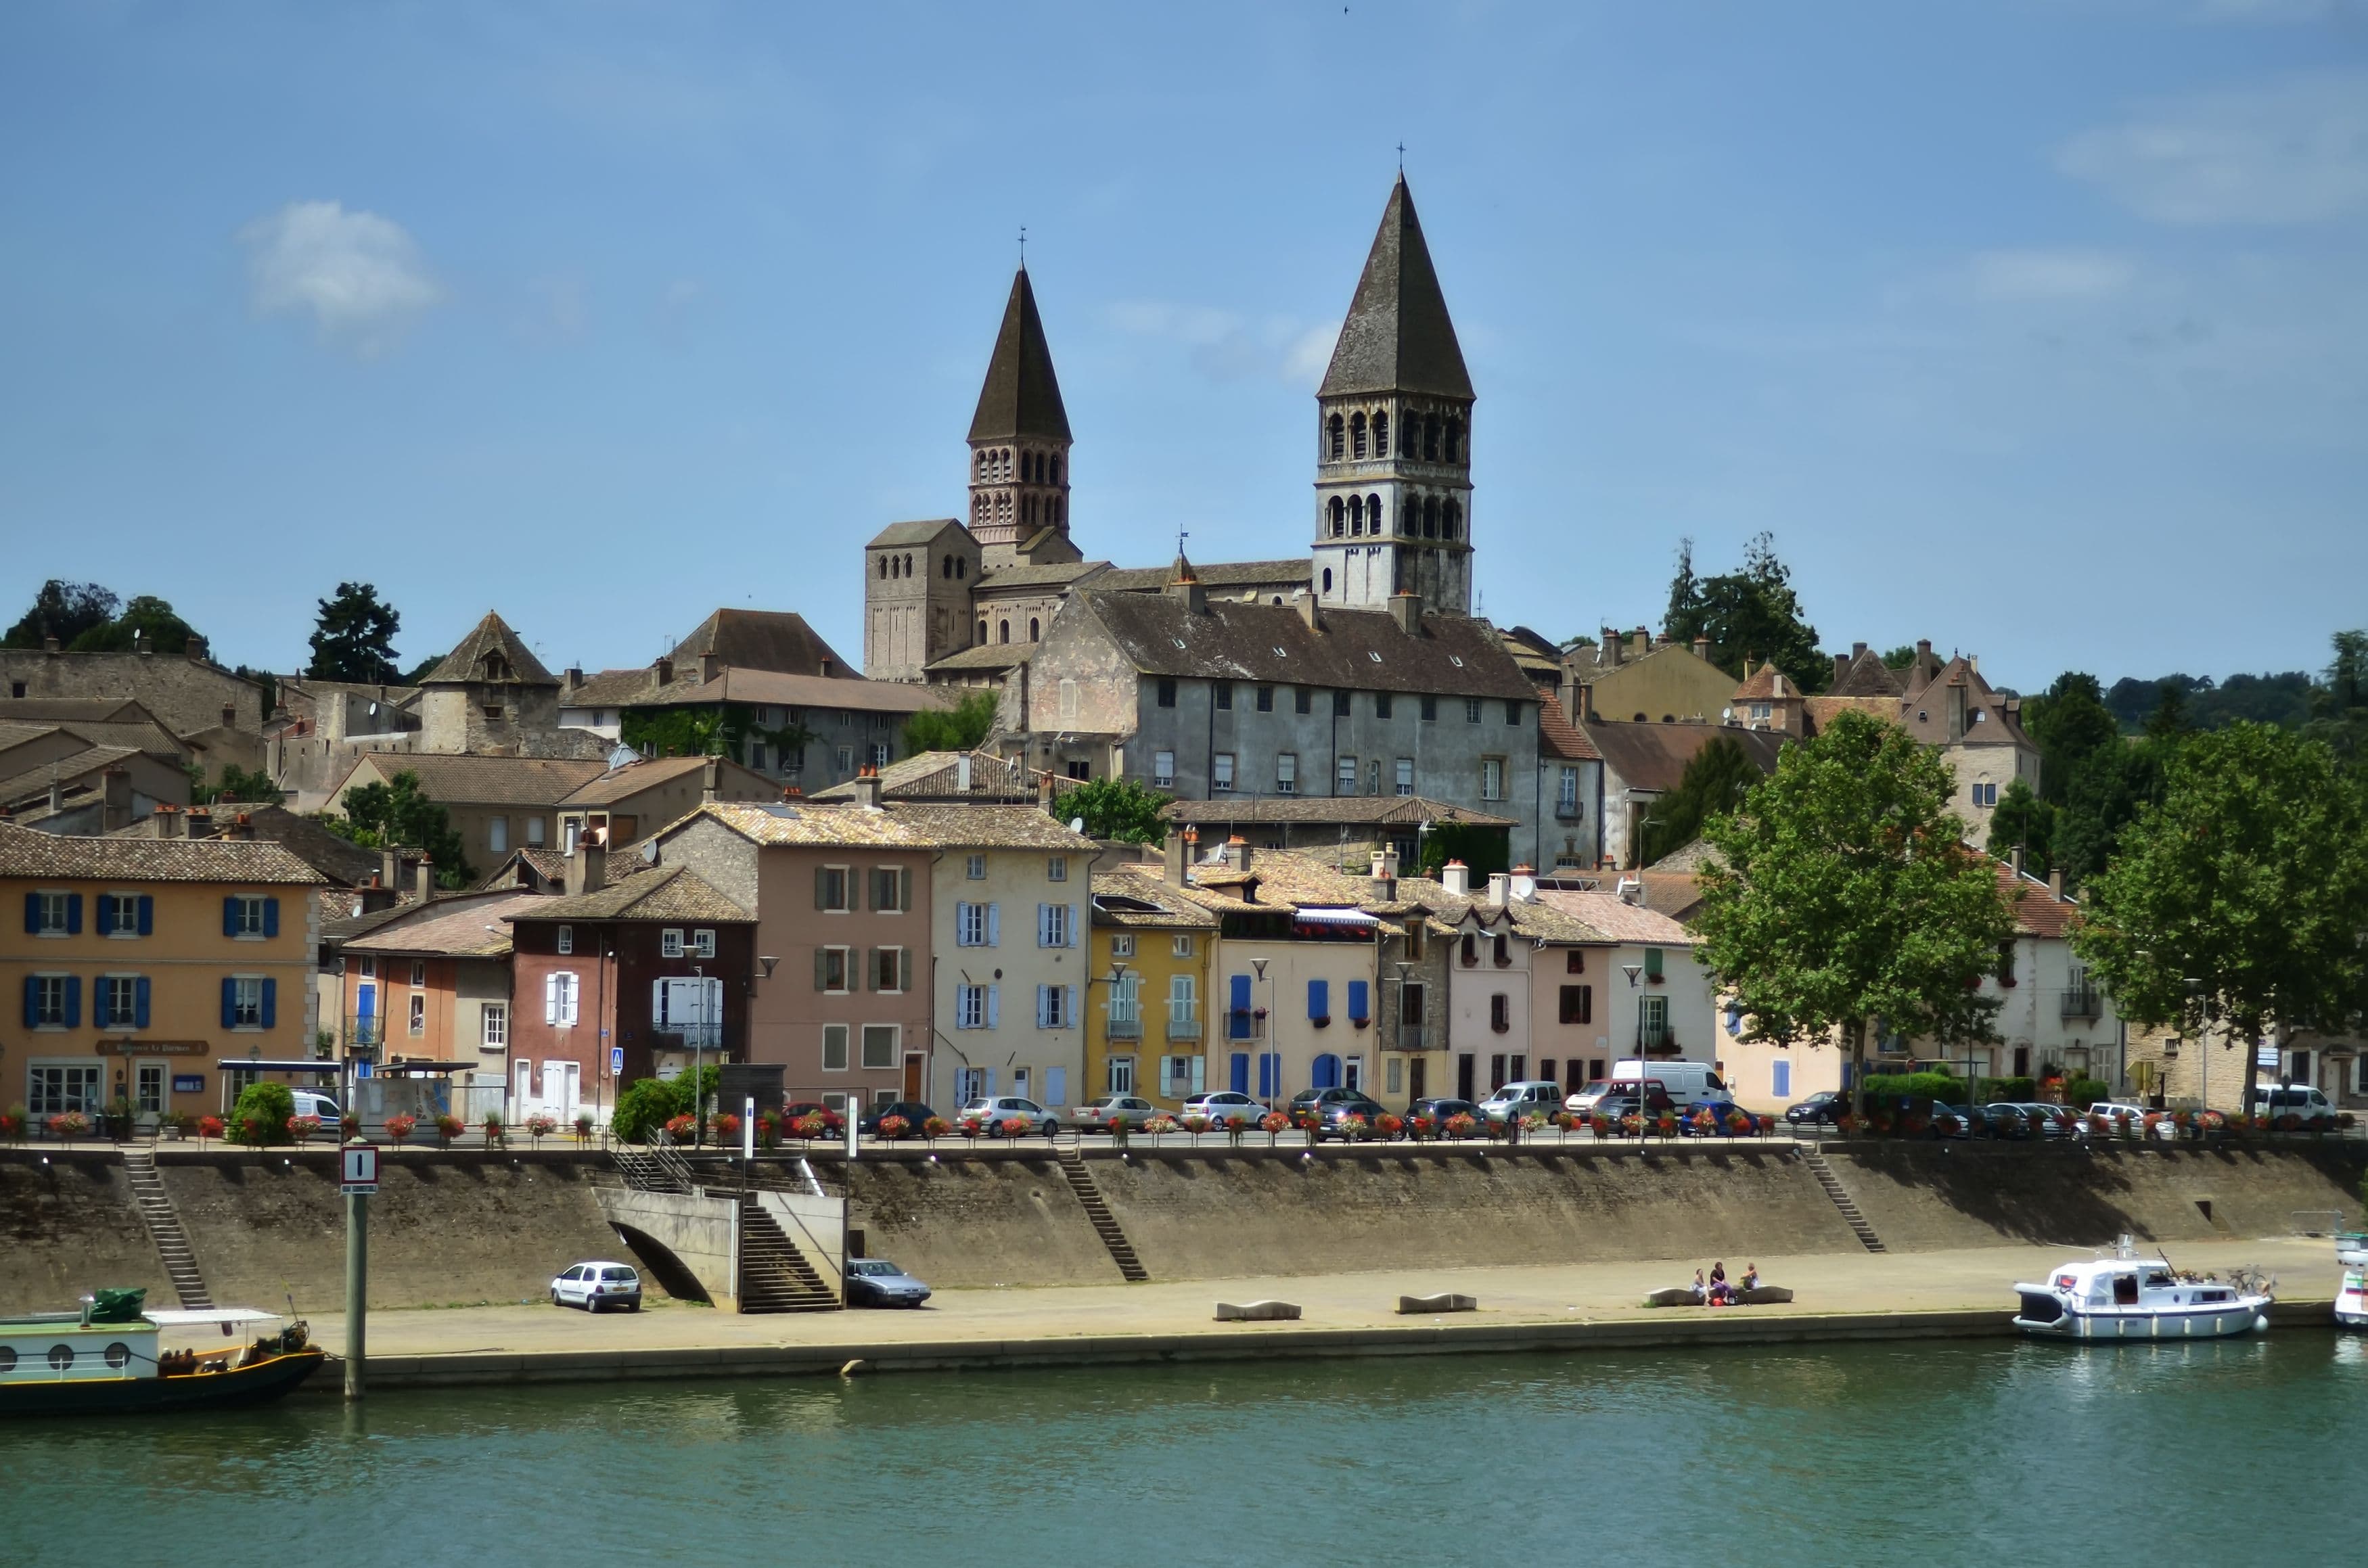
[780,1101,845,1134]
[1291,1088,1391,1140]
[844,1258,932,1308]
[1785,1090,1846,1126]
[1589,1089,1679,1125]
[1409,1096,1483,1134]
[1928,1101,1988,1139]
[860,1100,936,1136]
[1679,1099,1751,1136]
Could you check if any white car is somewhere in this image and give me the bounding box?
[2082,1101,2178,1140]
[958,1097,1058,1135]
[1180,1090,1269,1130]
[551,1260,642,1312]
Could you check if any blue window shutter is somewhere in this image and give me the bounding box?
[96,898,115,937]
[1231,1053,1249,1094]
[63,977,81,1030]
[1037,985,1053,1028]
[261,979,277,1030]
[22,975,38,1028]
[21,893,37,934]
[221,977,237,1030]
[94,982,110,1029]
[134,977,151,1030]
[1348,980,1369,1020]
[223,897,238,937]
[66,894,82,935]
[986,985,999,1028]
[263,898,280,938]
[986,904,1000,947]
[954,902,970,946]
[1308,979,1329,1019]
[137,896,153,936]
[1037,904,1051,948]
[1230,974,1252,1011]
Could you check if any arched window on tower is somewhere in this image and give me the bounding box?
[1348,494,1363,535]
[1442,501,1461,541]
[999,620,1010,644]
[878,555,889,579]
[1369,494,1384,534]
[1321,567,1334,593]
[1029,617,1041,642]
[975,451,988,480]
[1424,415,1440,461]
[1350,412,1367,459]
[1049,456,1062,486]
[1329,496,1346,537]
[977,619,988,643]
[1327,413,1345,461]
[1024,497,1034,527]
[1373,411,1390,457]
[903,553,913,576]
[955,557,966,579]
[1443,418,1462,463]
[1054,497,1064,525]
[942,555,953,579]
[1423,496,1440,537]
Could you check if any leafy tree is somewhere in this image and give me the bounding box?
[2304,629,2368,766]
[185,762,285,807]
[1639,735,1762,867]
[68,595,201,654]
[1662,532,1826,693]
[306,582,403,683]
[2,580,118,648]
[2052,737,2170,891]
[227,1081,296,1146]
[621,704,817,766]
[1880,645,1917,670]
[1984,778,2056,876]
[1693,710,2014,1114]
[1416,819,1511,880]
[901,690,999,755]
[2104,674,2202,732]
[2021,672,2120,805]
[323,769,473,886]
[2143,681,2193,742]
[2075,724,2368,1109]
[1061,776,1170,844]
[399,653,445,685]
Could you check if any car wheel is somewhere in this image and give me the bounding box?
[1041,1120,1058,1135]
[551,1289,562,1306]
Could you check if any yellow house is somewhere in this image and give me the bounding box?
[1087,870,1216,1109]
[2,822,324,1126]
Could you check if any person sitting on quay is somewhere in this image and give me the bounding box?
[1691,1268,1706,1303]
[1708,1262,1732,1305]
[1741,1263,1759,1296]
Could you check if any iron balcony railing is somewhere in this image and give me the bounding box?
[1396,1024,1428,1052]
[1226,1009,1267,1042]
[1166,1016,1204,1042]
[1106,1016,1143,1042]
[343,1014,384,1049]
[2060,988,2104,1021]
[1636,1019,1672,1052]
[651,1023,725,1050]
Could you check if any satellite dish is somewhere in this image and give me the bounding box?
[1721,707,1733,720]
[640,839,659,864]
[1069,816,1086,835]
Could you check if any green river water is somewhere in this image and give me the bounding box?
[4,1335,2361,1566]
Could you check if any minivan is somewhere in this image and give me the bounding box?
[2253,1086,2336,1120]
[290,1090,341,1126]
[1479,1081,1564,1126]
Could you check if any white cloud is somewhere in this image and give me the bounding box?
[1282,320,1341,387]
[237,200,442,352]
[1968,249,2137,300]
[1105,302,1340,386]
[2057,71,2368,224]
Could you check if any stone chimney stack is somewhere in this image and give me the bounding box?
[2009,846,2024,877]
[1037,770,1055,816]
[1601,628,1621,668]
[565,833,604,897]
[184,635,207,662]
[1692,636,1711,661]
[1388,593,1422,636]
[1440,859,1471,896]
[700,651,721,683]
[414,857,436,902]
[851,767,884,810]
[100,766,133,833]
[382,848,401,890]
[1487,871,1511,906]
[1224,835,1252,874]
[1297,591,1322,632]
[701,756,722,802]
[1166,826,1198,887]
[1834,652,1850,686]
[652,657,674,689]
[2048,869,2065,902]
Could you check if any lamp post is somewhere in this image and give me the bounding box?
[1101,961,1131,1108]
[691,963,706,1147]
[1622,963,1643,1144]
[1251,959,1277,1127]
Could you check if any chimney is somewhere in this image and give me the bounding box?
[1969,654,1981,676]
[1510,862,1536,902]
[1296,591,1322,632]
[154,804,184,839]
[1486,871,1510,906]
[48,779,63,815]
[852,766,884,810]
[1369,846,1399,899]
[652,657,674,689]
[1617,875,1643,906]
[1440,859,1470,896]
[1224,835,1252,874]
[1915,638,1932,662]
[1691,636,1710,661]
[702,756,721,802]
[186,807,212,838]
[2048,869,2065,902]
[1574,681,1594,721]
[1948,682,1968,742]
[565,666,583,691]
[382,848,401,890]
[1165,828,1189,887]
[956,754,973,792]
[1852,641,1868,660]
[133,629,151,656]
[222,812,254,841]
[700,651,721,683]
[1834,653,1850,686]
[1037,770,1055,816]
[1601,628,1621,668]
[2009,846,2024,877]
[1388,593,1421,635]
[43,635,59,654]
[1632,628,1649,658]
[185,635,207,661]
[100,766,133,833]
[565,833,605,897]
[1167,558,1206,614]
[414,857,436,902]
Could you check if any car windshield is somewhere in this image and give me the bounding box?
[850,1260,899,1277]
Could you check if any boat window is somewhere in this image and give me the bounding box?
[0,1345,14,1373]
[105,1341,131,1368]
[48,1344,74,1370]
[2144,1270,2173,1287]
[2112,1275,2139,1306]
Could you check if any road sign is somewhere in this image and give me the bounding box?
[610,1046,624,1074]
[341,1143,380,1195]
[2256,1044,2279,1069]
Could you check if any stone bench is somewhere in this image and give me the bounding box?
[1214,1300,1301,1322]
[1396,1293,1477,1314]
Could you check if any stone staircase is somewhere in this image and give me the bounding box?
[122,1147,213,1308]
[1055,1149,1148,1282]
[1799,1149,1886,1253]
[735,1194,838,1313]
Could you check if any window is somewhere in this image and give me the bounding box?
[408,993,426,1036]
[822,1024,850,1071]
[1307,978,1331,1023]
[1327,413,1345,460]
[955,984,991,1030]
[1037,984,1075,1029]
[693,929,716,959]
[409,959,426,988]
[1337,756,1358,795]
[135,1061,164,1115]
[817,946,852,992]
[862,1025,898,1069]
[1465,698,1482,722]
[1255,685,1274,713]
[1333,690,1352,717]
[1153,750,1176,789]
[30,891,72,936]
[1557,768,1580,816]
[1039,903,1074,948]
[544,972,580,1025]
[227,896,269,938]
[661,929,685,959]
[1275,753,1298,793]
[1214,683,1232,712]
[956,901,995,947]
[1772,1060,1792,1099]
[1212,753,1235,792]
[872,947,905,992]
[1972,781,1999,809]
[1566,949,1586,974]
[1420,695,1436,722]
[556,925,574,956]
[1294,687,1313,715]
[1168,973,1198,1025]
[1156,678,1177,708]
[1162,1054,1205,1097]
[28,1063,100,1115]
[101,974,140,1030]
[1171,934,1194,959]
[232,977,265,1029]
[1639,993,1670,1046]
[1395,758,1414,796]
[526,817,547,848]
[1506,700,1523,726]
[482,1005,507,1051]
[1750,701,1771,722]
[1481,758,1505,801]
[29,973,72,1028]
[1559,985,1593,1024]
[489,816,509,853]
[1375,691,1392,719]
[101,893,145,937]
[1644,946,1665,981]
[1047,856,1068,883]
[867,742,891,770]
[1112,933,1136,959]
[966,854,987,880]
[815,867,850,912]
[1107,1056,1136,1095]
[1460,932,1478,967]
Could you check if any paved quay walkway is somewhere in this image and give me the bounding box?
[305,1237,2342,1391]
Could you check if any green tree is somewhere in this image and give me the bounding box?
[2304,629,2368,766]
[228,1081,296,1146]
[306,582,403,683]
[1693,710,2013,1113]
[1880,645,1917,670]
[1061,776,1170,844]
[2022,672,2120,806]
[2074,724,2368,1110]
[185,762,285,807]
[2052,737,2169,890]
[901,690,999,754]
[1662,533,1827,693]
[1639,734,1762,867]
[2143,681,2193,742]
[68,595,200,654]
[323,770,474,886]
[1984,778,2056,876]
[2,580,119,648]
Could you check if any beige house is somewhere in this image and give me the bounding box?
[1566,629,1737,727]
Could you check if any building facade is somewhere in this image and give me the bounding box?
[1087,871,1216,1109]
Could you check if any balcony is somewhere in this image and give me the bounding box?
[1225,1009,1267,1043]
[342,1014,384,1051]
[651,1023,724,1050]
[1395,1024,1428,1052]
[2060,988,2103,1022]
[1106,1016,1143,1042]
[1635,1020,1674,1053]
[1166,1017,1203,1042]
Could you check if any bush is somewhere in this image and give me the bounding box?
[2064,1077,2110,1109]
[228,1082,296,1145]
[1854,1071,1972,1107]
[611,1078,681,1145]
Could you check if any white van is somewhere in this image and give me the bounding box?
[1566,1059,1726,1113]
[2253,1086,2336,1119]
[291,1090,341,1125]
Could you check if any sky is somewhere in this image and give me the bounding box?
[2,1,2363,695]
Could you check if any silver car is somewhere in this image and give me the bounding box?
[958,1096,1058,1135]
[844,1258,932,1308]
[550,1260,642,1312]
[1076,1094,1159,1132]
[1180,1090,1269,1130]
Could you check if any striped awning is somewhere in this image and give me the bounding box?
[1291,907,1380,927]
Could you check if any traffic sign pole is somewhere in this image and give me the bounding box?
[341,1141,378,1402]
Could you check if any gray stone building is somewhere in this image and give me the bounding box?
[0,637,266,740]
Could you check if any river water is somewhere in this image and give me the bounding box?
[8,1335,2363,1566]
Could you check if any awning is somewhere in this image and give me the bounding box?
[1291,908,1380,928]
[142,1308,281,1328]
[376,1059,478,1076]
[214,1059,340,1074]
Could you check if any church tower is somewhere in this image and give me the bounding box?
[1312,177,1476,616]
[967,267,1079,570]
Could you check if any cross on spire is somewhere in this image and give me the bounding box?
[1018,225,1026,269]
[1396,141,1405,173]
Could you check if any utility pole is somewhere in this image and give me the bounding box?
[340,1140,378,1401]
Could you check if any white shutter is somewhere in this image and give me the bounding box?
[1066,985,1078,1028]
[1038,904,1053,948]
[651,979,668,1026]
[545,973,560,1025]
[1068,904,1080,948]
[955,901,972,946]
[986,984,1000,1028]
[562,973,580,1027]
[986,903,1000,946]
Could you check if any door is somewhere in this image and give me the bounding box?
[1045,1067,1066,1112]
[562,1062,581,1118]
[1457,1053,1476,1101]
[357,983,376,1046]
[1408,1057,1427,1102]
[1011,1067,1030,1102]
[903,1053,924,1100]
[514,1059,534,1119]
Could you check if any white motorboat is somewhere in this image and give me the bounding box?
[2012,1239,2271,1341]
[2337,1232,2367,1329]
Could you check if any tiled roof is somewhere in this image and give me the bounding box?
[1536,699,1601,762]
[1643,837,1719,874]
[1158,795,1514,828]
[556,754,745,808]
[878,802,1094,851]
[108,804,384,887]
[1997,861,2080,939]
[1632,871,1708,925]
[974,561,1108,591]
[0,821,326,885]
[1072,593,1534,698]
[622,668,942,714]
[1731,662,1798,701]
[1895,658,2032,750]
[0,744,145,809]
[666,609,853,679]
[677,800,924,849]
[1802,695,1898,733]
[419,612,556,687]
[1087,559,1313,593]
[560,668,662,709]
[334,753,610,808]
[867,518,967,549]
[806,750,1057,804]
[1319,177,1473,400]
[967,267,1072,443]
[684,798,1089,852]
[1089,871,1219,929]
[510,865,751,925]
[1530,887,1699,946]
[926,643,1037,673]
[342,890,552,958]
[1827,649,1907,698]
[0,698,152,725]
[1580,720,1787,794]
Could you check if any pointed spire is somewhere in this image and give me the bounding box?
[1319,177,1472,400]
[968,267,1072,443]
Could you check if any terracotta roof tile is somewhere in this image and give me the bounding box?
[0,820,326,885]
[511,865,751,925]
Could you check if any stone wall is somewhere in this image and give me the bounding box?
[0,1155,175,1313]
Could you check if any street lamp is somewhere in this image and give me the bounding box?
[1389,960,1415,1103]
[1101,961,1131,1105]
[1251,959,1277,1122]
[1622,963,1644,1145]
[691,963,706,1148]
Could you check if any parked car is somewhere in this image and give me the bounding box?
[1928,1101,1988,1139]
[780,1101,845,1133]
[1679,1099,1750,1136]
[1075,1094,1160,1132]
[1478,1080,1564,1126]
[2252,1086,2338,1122]
[1785,1091,1846,1126]
[290,1090,341,1125]
[2009,1102,2078,1139]
[844,1258,932,1308]
[1288,1088,1392,1140]
[1180,1090,1270,1129]
[550,1261,642,1312]
[1567,1077,1682,1115]
[859,1100,936,1136]
[1982,1101,2047,1139]
[958,1097,1059,1135]
[2082,1101,2179,1140]
[1408,1096,1483,1133]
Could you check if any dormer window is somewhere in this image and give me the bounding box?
[482,653,509,681]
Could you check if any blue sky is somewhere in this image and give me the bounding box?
[3,1,2363,693]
